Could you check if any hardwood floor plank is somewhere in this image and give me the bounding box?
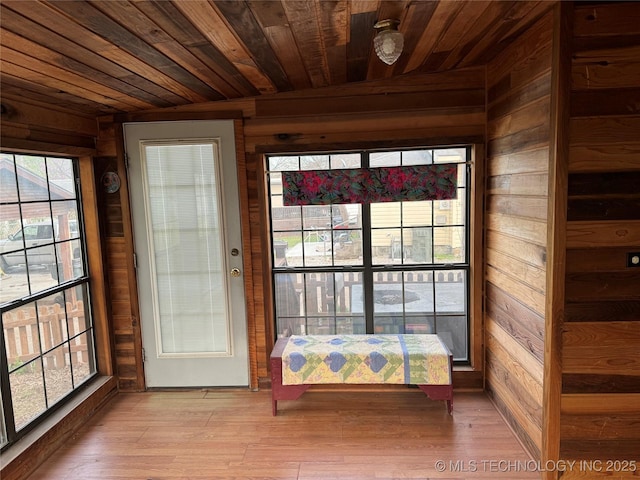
[26,390,537,480]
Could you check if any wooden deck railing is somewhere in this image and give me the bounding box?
[3,301,88,370]
[279,270,464,315]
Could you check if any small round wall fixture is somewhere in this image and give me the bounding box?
[101,171,121,194]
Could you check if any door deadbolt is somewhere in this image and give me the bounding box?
[230,268,241,277]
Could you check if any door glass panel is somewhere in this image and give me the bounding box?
[143,143,230,355]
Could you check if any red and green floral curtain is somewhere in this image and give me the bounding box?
[282,164,457,206]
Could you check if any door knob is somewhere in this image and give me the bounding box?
[230,268,241,277]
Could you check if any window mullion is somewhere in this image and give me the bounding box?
[360,152,375,334]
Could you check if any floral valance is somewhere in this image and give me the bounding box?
[282,164,457,206]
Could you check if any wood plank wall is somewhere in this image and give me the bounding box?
[92,140,145,392]
[560,2,640,463]
[484,10,554,460]
[0,95,96,156]
[93,67,486,389]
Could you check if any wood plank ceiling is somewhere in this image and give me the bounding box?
[1,0,550,118]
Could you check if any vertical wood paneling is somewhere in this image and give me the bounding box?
[542,5,572,475]
[560,1,640,463]
[246,152,270,380]
[95,119,145,392]
[234,119,259,389]
[77,156,113,378]
[485,10,554,460]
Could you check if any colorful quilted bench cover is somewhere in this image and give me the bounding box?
[281,334,451,386]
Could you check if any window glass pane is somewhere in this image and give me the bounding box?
[370,285,464,336]
[20,204,54,243]
[272,205,301,232]
[434,148,466,164]
[273,232,303,267]
[434,226,465,263]
[10,359,46,430]
[300,155,329,170]
[51,200,79,239]
[52,239,83,283]
[404,270,436,334]
[269,156,299,171]
[66,284,92,330]
[71,331,96,387]
[307,316,334,335]
[457,164,466,187]
[303,231,333,267]
[436,195,465,226]
[47,157,76,200]
[405,227,433,264]
[1,153,19,203]
[269,171,283,195]
[36,295,69,356]
[274,272,302,336]
[303,205,330,230]
[333,229,362,266]
[330,154,360,169]
[16,155,48,202]
[4,302,42,370]
[402,201,432,227]
[402,149,432,165]
[371,202,400,228]
[44,344,73,406]
[370,151,400,167]
[435,270,467,361]
[372,271,405,334]
[27,245,57,291]
[336,316,366,335]
[372,228,401,265]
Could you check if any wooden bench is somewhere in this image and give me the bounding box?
[270,334,453,416]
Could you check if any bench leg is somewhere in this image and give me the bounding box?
[271,349,310,415]
[418,384,453,414]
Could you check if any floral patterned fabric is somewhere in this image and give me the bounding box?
[282,164,457,205]
[281,334,452,385]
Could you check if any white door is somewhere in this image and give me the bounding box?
[124,120,249,387]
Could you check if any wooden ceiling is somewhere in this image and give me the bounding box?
[1,1,551,118]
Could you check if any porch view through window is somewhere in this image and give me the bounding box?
[0,153,96,450]
[268,147,470,362]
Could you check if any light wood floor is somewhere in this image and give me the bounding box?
[28,389,540,480]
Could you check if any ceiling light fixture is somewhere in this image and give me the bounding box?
[373,19,404,65]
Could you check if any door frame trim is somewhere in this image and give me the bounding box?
[117,117,257,389]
